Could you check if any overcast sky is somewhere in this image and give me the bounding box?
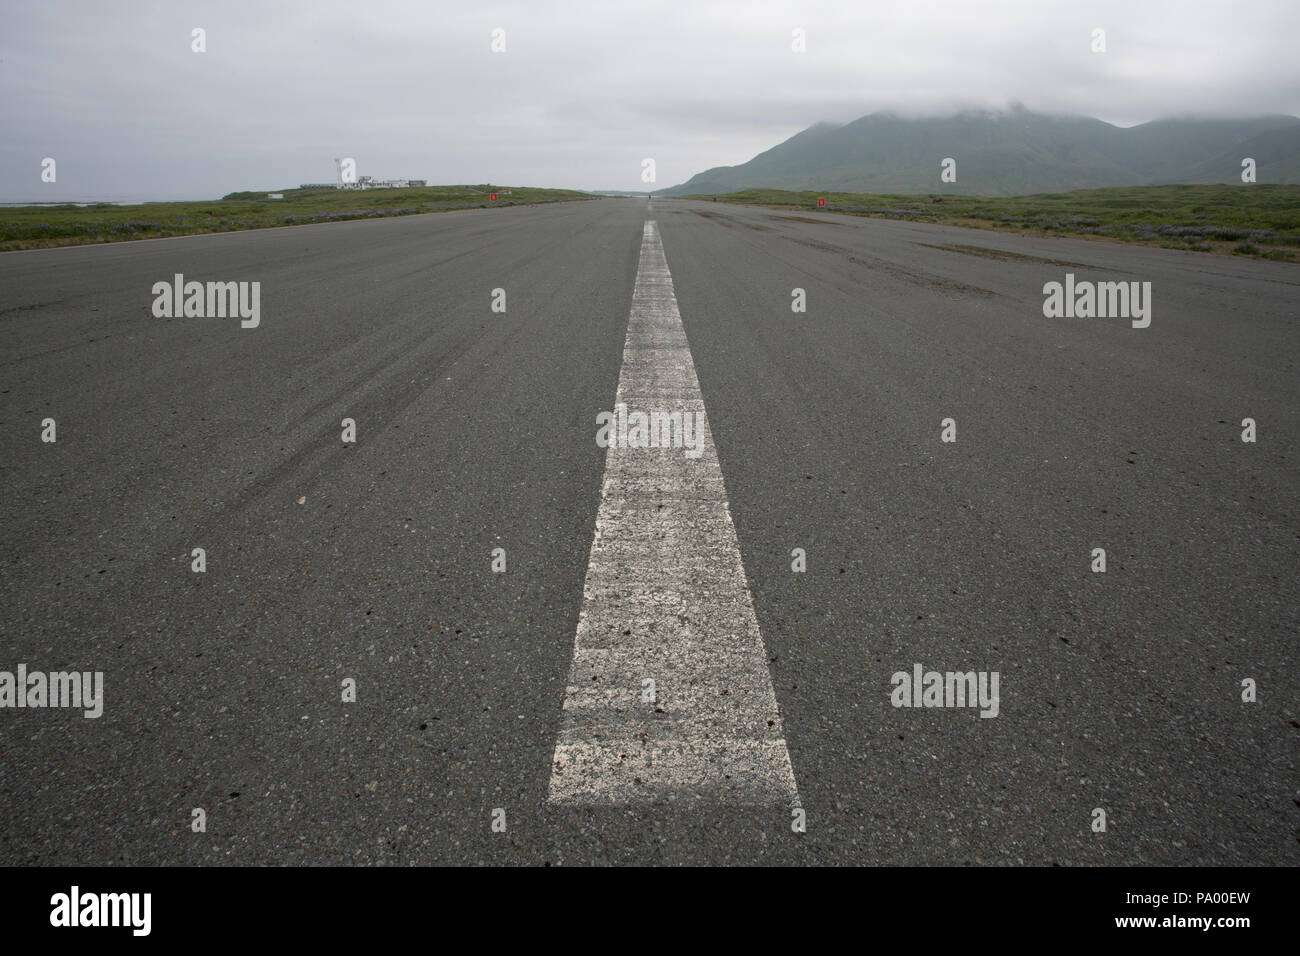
[3,0,1298,202]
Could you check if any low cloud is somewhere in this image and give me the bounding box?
[2,0,1296,200]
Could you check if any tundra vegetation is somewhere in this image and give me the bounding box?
[693,184,1300,260]
[0,185,592,251]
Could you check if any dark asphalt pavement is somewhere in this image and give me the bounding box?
[0,197,1294,864]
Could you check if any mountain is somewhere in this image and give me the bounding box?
[662,107,1300,196]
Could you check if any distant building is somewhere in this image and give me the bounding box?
[267,193,284,199]
[299,175,428,191]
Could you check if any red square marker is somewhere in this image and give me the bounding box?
[490,192,498,202]
[817,197,825,207]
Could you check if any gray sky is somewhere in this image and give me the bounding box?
[3,0,1298,202]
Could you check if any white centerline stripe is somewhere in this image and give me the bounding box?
[547,220,800,806]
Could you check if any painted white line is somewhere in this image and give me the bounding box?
[547,220,800,806]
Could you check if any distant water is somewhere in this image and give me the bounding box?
[0,201,146,207]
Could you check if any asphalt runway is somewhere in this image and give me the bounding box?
[0,197,1294,864]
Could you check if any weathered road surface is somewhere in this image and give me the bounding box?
[1,198,1294,864]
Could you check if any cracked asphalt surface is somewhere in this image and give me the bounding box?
[1,197,1295,864]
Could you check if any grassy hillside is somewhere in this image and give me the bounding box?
[665,110,1300,197]
[0,185,592,251]
[685,184,1300,260]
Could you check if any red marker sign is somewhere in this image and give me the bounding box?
[817,197,826,207]
[490,192,498,202]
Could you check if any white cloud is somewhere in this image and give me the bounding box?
[1,0,1296,200]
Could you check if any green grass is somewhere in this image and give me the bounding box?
[686,184,1300,260]
[0,185,593,251]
